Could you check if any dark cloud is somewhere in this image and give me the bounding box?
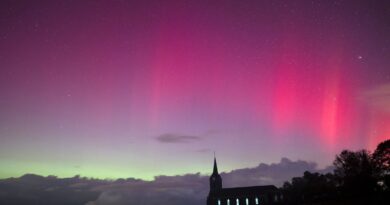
[222,158,333,188]
[196,148,212,153]
[0,158,334,205]
[156,133,202,143]
[87,174,208,205]
[0,174,104,205]
[203,129,220,136]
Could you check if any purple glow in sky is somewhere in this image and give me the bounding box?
[0,0,390,179]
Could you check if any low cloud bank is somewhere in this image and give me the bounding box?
[222,157,333,188]
[0,158,333,205]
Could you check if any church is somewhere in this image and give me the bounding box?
[207,157,283,205]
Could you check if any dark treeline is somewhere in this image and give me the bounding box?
[282,139,390,205]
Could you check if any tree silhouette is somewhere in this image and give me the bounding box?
[373,139,390,190]
[282,139,390,204]
[282,171,336,204]
[333,149,378,196]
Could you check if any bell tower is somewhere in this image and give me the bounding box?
[209,154,222,192]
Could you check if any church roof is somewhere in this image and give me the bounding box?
[212,185,279,197]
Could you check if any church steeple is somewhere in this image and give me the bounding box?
[213,153,218,174]
[209,154,222,192]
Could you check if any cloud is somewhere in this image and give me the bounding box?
[89,174,208,205]
[0,174,103,205]
[0,158,334,205]
[156,133,202,143]
[359,83,390,113]
[196,148,212,153]
[221,158,332,188]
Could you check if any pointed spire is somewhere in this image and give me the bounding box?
[213,152,218,174]
[209,152,222,192]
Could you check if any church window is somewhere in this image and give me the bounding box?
[274,195,278,202]
[218,199,221,205]
[255,197,259,205]
[227,199,230,205]
[236,198,239,205]
[245,198,249,205]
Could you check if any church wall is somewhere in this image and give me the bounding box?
[208,193,282,205]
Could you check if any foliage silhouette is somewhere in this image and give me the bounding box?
[334,149,378,196]
[282,139,390,205]
[373,139,390,189]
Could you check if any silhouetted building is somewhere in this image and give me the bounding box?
[207,157,283,205]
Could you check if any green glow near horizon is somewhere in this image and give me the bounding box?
[0,159,213,180]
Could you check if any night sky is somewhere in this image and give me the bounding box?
[0,0,389,180]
